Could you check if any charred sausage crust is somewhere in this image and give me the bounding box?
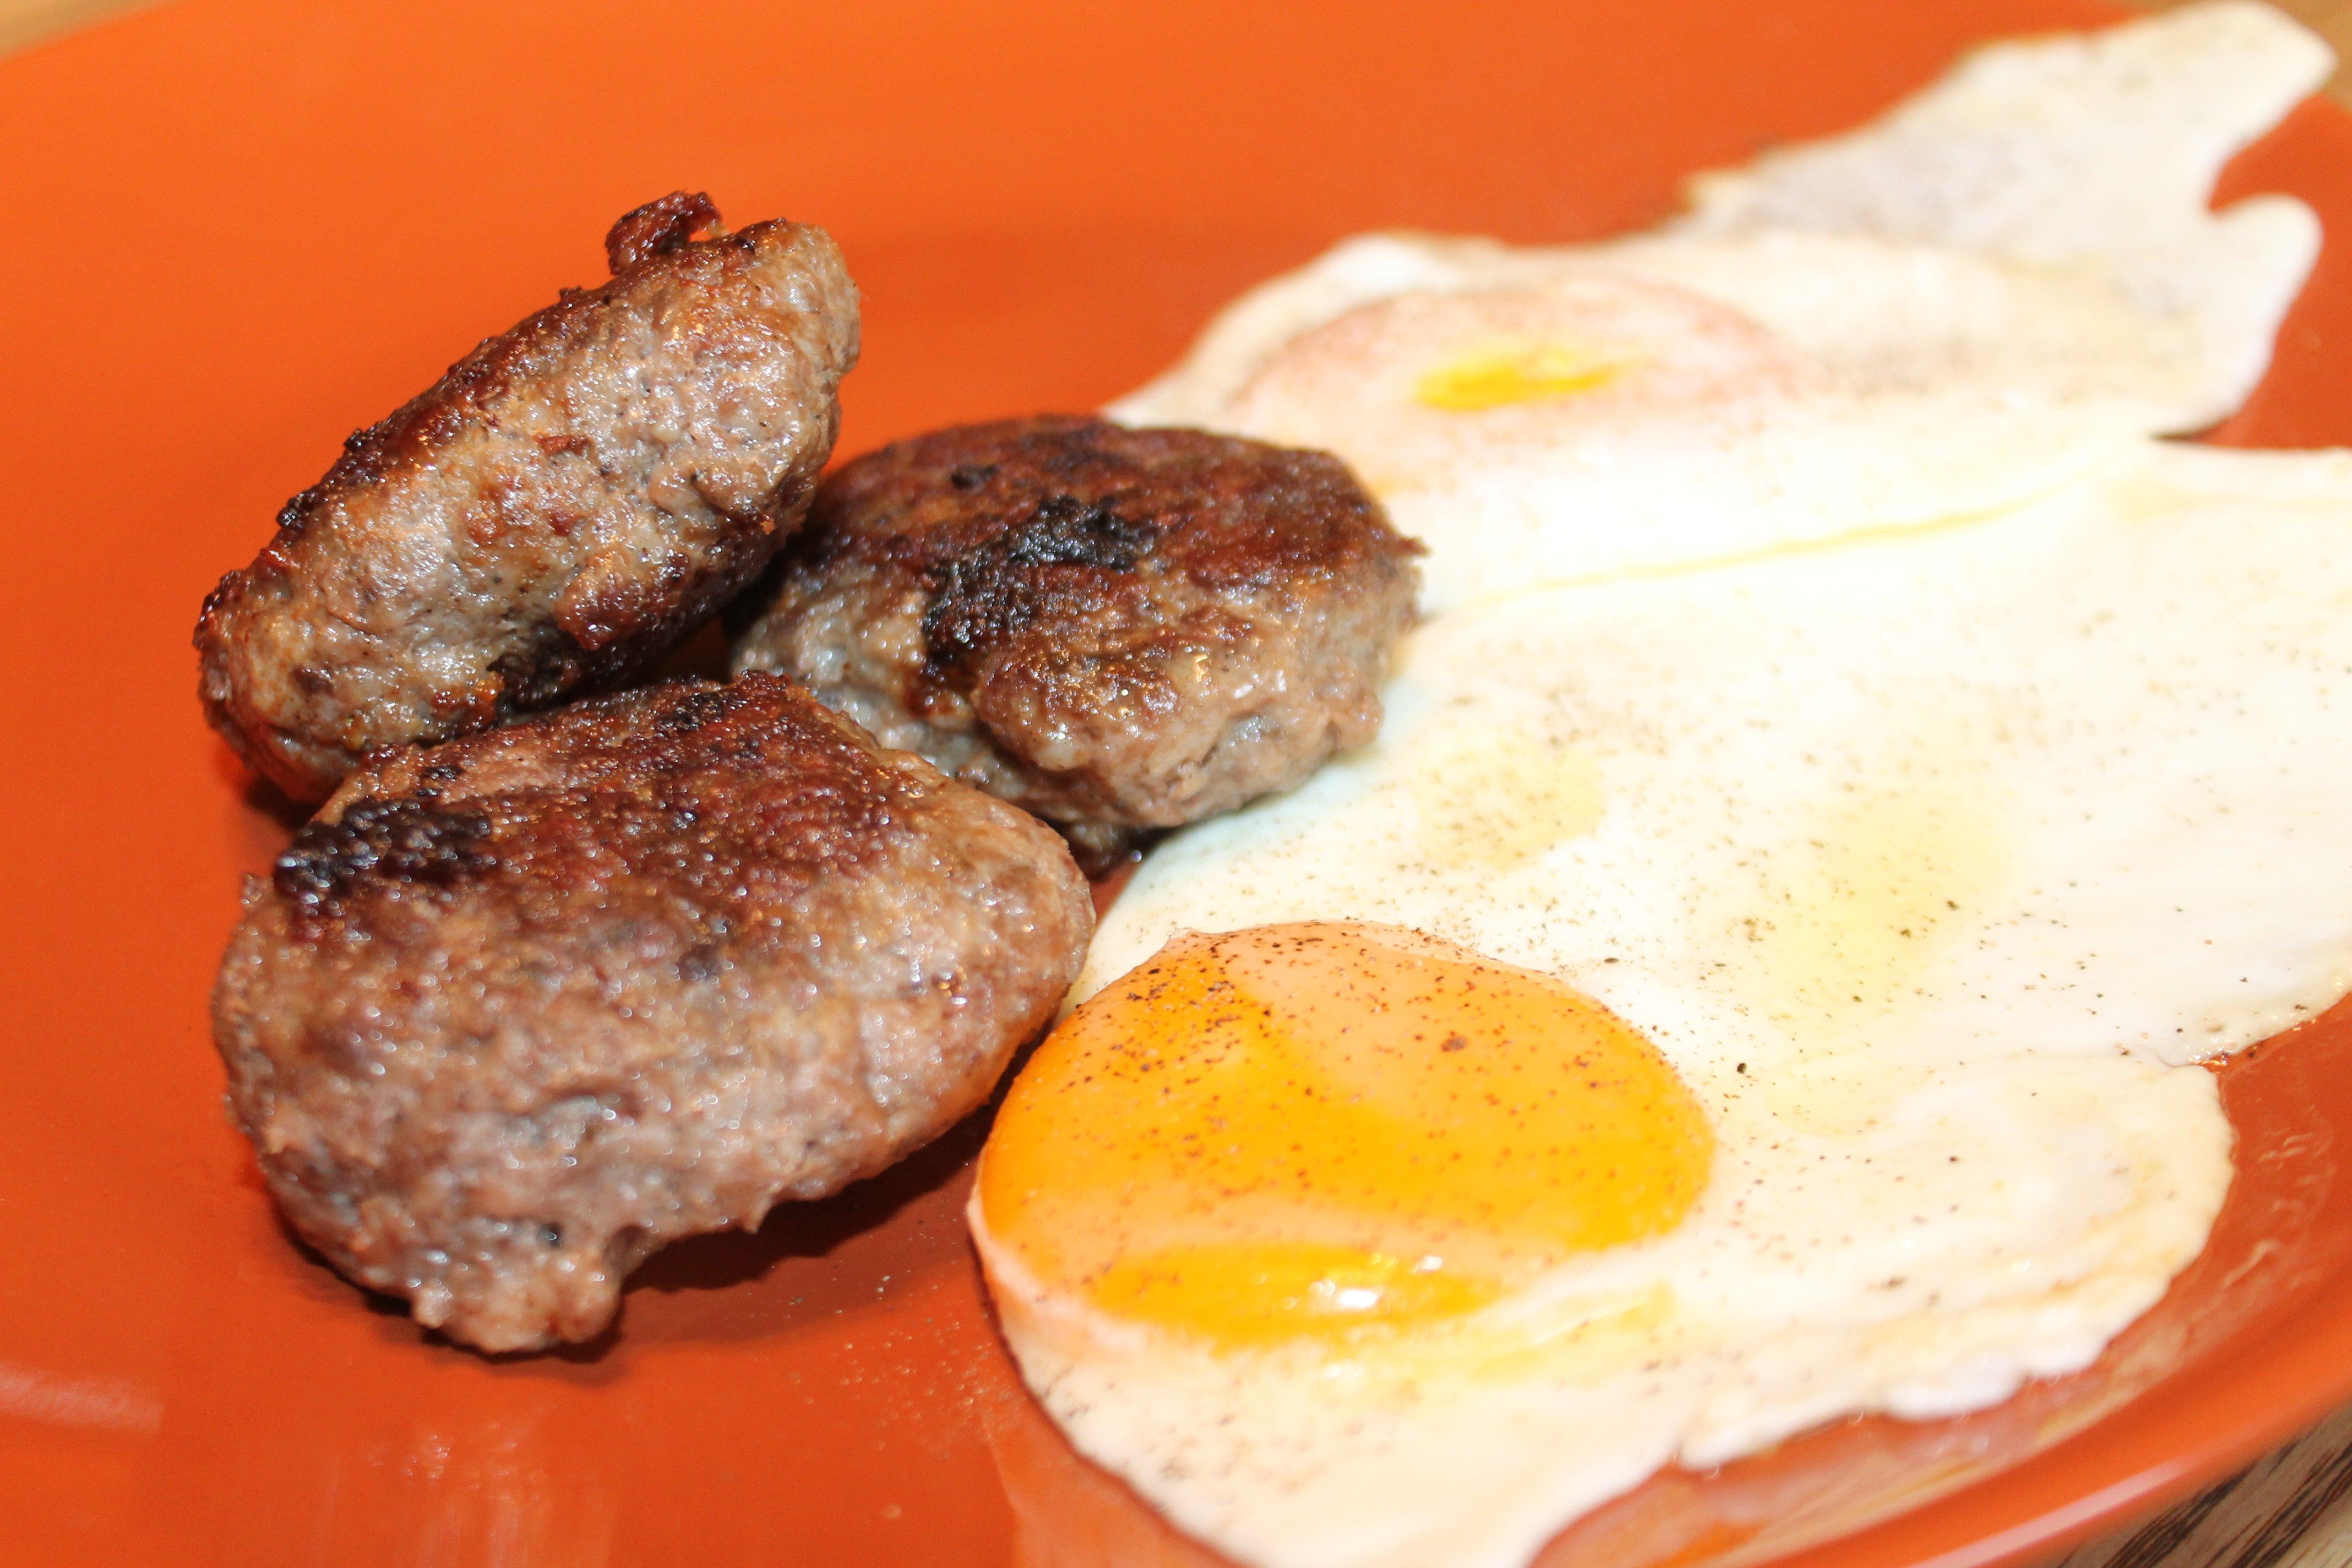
[212,673,1091,1353]
[730,416,1420,850]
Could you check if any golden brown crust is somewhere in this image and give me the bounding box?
[603,189,723,273]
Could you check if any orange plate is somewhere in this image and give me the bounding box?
[3,1,2350,1564]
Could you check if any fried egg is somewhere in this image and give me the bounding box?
[972,439,2352,1568]
[970,10,2349,1567]
[1109,1,2325,613]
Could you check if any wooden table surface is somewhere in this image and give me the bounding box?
[4,1,2348,1566]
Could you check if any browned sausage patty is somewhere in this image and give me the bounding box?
[211,673,1091,1353]
[197,192,860,804]
[728,417,1420,863]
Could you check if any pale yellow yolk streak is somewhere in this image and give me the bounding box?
[1724,780,2009,1135]
[1408,727,1605,870]
[978,923,1714,1349]
[1414,340,1632,411]
[1749,790,1997,1012]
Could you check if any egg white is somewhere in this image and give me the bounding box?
[1108,1,2324,614]
[1679,0,2327,409]
[984,440,2352,1568]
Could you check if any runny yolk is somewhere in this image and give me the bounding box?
[1414,340,1631,411]
[976,923,1714,1349]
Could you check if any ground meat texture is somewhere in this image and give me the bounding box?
[728,417,1420,859]
[211,673,1091,1353]
[196,191,861,804]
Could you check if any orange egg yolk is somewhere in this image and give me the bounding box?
[977,923,1714,1349]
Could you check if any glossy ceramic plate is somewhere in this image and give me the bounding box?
[5,1,2352,1564]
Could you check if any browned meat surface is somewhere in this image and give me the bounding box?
[197,192,860,803]
[729,417,1419,864]
[212,673,1091,1353]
